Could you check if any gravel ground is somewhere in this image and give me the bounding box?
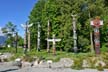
[0,58,108,72]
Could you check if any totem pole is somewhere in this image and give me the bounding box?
[47,20,50,52]
[21,21,33,54]
[71,14,77,53]
[90,16,103,55]
[47,34,61,55]
[37,22,41,52]
[28,31,30,51]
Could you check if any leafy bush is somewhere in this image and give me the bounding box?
[96,63,104,71]
[71,58,83,70]
[22,55,34,62]
[101,44,108,52]
[78,36,90,52]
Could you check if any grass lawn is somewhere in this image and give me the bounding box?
[0,47,107,62]
[0,47,93,60]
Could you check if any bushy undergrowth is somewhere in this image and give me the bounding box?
[0,47,108,71]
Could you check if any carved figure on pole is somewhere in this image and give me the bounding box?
[47,20,50,52]
[21,21,33,54]
[90,16,103,55]
[37,22,41,52]
[28,31,31,51]
[46,34,61,55]
[71,14,77,53]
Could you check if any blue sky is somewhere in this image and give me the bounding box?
[0,0,37,37]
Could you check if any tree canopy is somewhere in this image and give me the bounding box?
[29,0,108,52]
[1,22,23,47]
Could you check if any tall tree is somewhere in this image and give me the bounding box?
[29,0,46,49]
[29,0,107,52]
[2,22,17,47]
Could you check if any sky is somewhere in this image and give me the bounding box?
[0,0,37,37]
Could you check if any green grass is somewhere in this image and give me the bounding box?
[0,47,95,62]
[0,47,108,70]
[0,47,100,62]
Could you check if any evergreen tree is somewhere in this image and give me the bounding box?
[29,0,108,52]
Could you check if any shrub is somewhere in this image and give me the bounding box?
[96,63,104,71]
[22,55,34,62]
[78,36,90,52]
[71,58,83,70]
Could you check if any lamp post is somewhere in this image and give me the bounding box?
[71,14,77,53]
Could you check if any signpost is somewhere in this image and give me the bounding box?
[90,16,103,55]
[47,34,61,55]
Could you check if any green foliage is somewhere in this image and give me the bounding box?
[21,55,34,62]
[1,22,18,47]
[71,58,83,70]
[78,36,90,52]
[17,36,23,46]
[101,43,108,52]
[1,27,8,33]
[28,0,108,52]
[96,63,104,71]
[1,47,108,70]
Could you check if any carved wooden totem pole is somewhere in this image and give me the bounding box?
[91,16,103,55]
